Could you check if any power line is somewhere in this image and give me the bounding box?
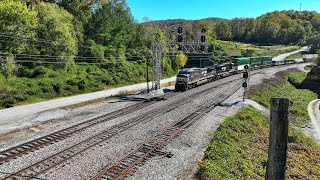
[0,38,91,54]
[0,53,109,60]
[0,52,155,61]
[0,33,91,49]
[0,57,145,65]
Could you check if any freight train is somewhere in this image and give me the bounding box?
[175,56,300,91]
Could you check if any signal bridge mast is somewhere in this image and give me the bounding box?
[151,27,209,90]
[242,65,250,101]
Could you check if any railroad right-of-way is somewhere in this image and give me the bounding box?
[0,72,246,179]
[0,62,310,180]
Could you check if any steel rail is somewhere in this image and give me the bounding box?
[0,100,158,165]
[2,79,240,180]
[90,82,241,180]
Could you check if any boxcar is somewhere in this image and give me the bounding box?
[232,57,250,71]
[261,56,273,66]
[250,57,263,68]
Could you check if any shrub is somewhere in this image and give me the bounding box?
[52,82,63,94]
[31,66,52,78]
[2,97,15,108]
[1,55,17,78]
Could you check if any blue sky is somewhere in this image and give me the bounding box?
[126,0,320,22]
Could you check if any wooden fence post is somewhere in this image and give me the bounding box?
[266,98,289,180]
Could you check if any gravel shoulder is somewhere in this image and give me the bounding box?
[0,76,176,136]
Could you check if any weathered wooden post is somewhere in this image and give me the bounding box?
[266,98,289,180]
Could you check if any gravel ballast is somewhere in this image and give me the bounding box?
[0,63,311,179]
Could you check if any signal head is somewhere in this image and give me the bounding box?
[243,72,249,78]
[201,35,206,42]
[242,82,248,88]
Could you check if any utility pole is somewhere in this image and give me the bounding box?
[146,57,149,93]
[266,98,290,180]
[300,3,302,12]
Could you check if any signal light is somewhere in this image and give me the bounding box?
[200,45,205,51]
[242,82,248,88]
[178,45,182,51]
[243,72,249,78]
[201,28,206,33]
[178,27,183,34]
[201,35,206,42]
[178,35,183,42]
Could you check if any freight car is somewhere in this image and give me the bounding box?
[232,57,250,71]
[284,59,296,64]
[261,56,273,67]
[272,60,285,66]
[250,57,263,68]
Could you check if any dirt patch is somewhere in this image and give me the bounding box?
[60,97,115,110]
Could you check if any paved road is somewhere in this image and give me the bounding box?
[307,99,320,142]
[0,77,176,121]
[272,46,308,61]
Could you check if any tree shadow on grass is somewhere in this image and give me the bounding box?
[288,78,320,99]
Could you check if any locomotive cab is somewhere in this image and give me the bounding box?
[175,68,200,91]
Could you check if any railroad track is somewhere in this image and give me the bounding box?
[2,78,242,180]
[0,99,162,165]
[0,64,270,166]
[90,82,241,180]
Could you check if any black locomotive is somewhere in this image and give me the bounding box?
[175,67,218,91]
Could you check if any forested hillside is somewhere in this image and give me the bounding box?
[0,0,187,108]
[145,11,320,52]
[0,0,320,109]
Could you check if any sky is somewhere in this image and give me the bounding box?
[126,0,320,22]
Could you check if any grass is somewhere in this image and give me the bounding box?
[161,81,176,88]
[304,65,315,71]
[249,69,317,127]
[307,65,320,82]
[211,40,300,57]
[197,107,320,180]
[286,52,303,59]
[0,61,179,109]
